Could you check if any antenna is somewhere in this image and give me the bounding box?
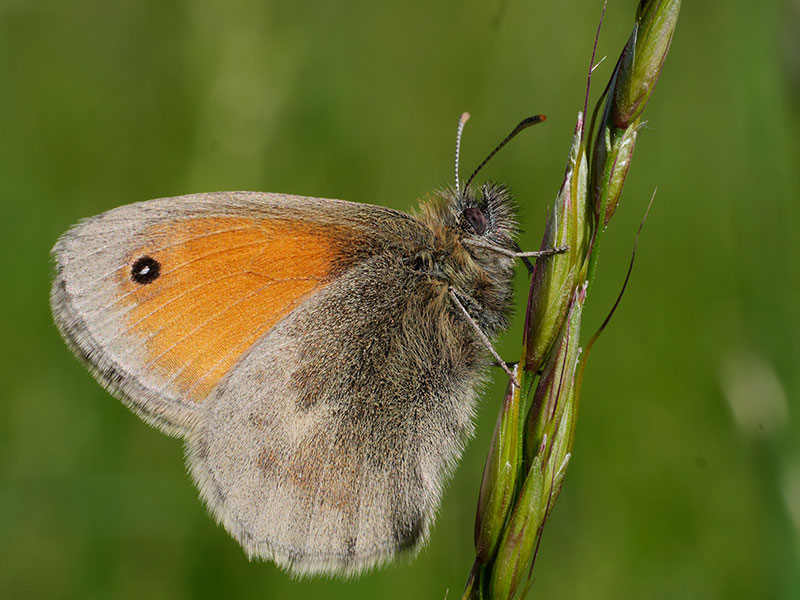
[462,114,546,194]
[454,112,470,194]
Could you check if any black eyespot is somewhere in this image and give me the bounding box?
[131,256,160,284]
[463,207,488,235]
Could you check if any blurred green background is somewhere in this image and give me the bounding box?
[2,0,798,598]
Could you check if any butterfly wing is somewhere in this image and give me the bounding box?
[186,239,486,576]
[53,190,488,576]
[51,191,417,436]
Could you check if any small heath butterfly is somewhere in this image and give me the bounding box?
[50,114,555,576]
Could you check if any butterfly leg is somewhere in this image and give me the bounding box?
[513,242,536,274]
[447,287,520,388]
[497,360,519,371]
[463,238,569,275]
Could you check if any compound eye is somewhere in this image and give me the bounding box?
[463,207,488,235]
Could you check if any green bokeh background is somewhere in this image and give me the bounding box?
[2,0,798,598]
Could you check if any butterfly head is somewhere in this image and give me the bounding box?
[456,182,518,249]
[413,183,518,335]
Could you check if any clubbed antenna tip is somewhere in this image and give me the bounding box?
[455,111,471,195]
[462,114,547,195]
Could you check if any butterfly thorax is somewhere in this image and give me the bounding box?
[410,183,519,337]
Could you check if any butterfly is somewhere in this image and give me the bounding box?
[50,113,555,576]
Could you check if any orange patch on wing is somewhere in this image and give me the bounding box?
[118,217,353,402]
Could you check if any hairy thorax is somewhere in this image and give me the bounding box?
[403,208,516,339]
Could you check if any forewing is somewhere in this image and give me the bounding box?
[51,191,410,437]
